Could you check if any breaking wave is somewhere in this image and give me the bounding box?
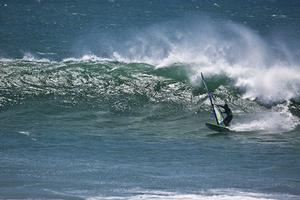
[1,18,300,132]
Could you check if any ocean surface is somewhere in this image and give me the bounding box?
[1,0,300,199]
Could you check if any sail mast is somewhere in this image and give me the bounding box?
[201,73,220,125]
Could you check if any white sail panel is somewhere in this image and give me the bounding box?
[213,105,224,125]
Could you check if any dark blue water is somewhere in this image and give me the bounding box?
[1,1,300,199]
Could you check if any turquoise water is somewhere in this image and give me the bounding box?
[1,1,300,199]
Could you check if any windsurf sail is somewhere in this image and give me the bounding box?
[201,73,225,126]
[213,104,224,125]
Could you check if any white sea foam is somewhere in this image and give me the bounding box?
[232,112,298,133]
[62,53,113,63]
[18,131,30,136]
[231,101,299,132]
[87,189,299,200]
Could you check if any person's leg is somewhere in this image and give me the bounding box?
[224,115,233,126]
[223,117,229,126]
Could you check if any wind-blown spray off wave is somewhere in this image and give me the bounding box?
[103,19,300,104]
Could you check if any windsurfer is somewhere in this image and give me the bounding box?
[218,103,233,126]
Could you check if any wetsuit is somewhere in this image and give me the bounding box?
[218,104,233,126]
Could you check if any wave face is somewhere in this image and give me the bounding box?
[1,55,300,133]
[0,58,192,111]
[1,56,299,106]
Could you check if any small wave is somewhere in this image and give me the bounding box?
[271,14,287,19]
[18,131,30,136]
[86,189,299,200]
[22,52,52,63]
[0,53,53,63]
[62,54,114,63]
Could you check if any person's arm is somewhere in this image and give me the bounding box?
[217,104,225,109]
[216,104,227,114]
